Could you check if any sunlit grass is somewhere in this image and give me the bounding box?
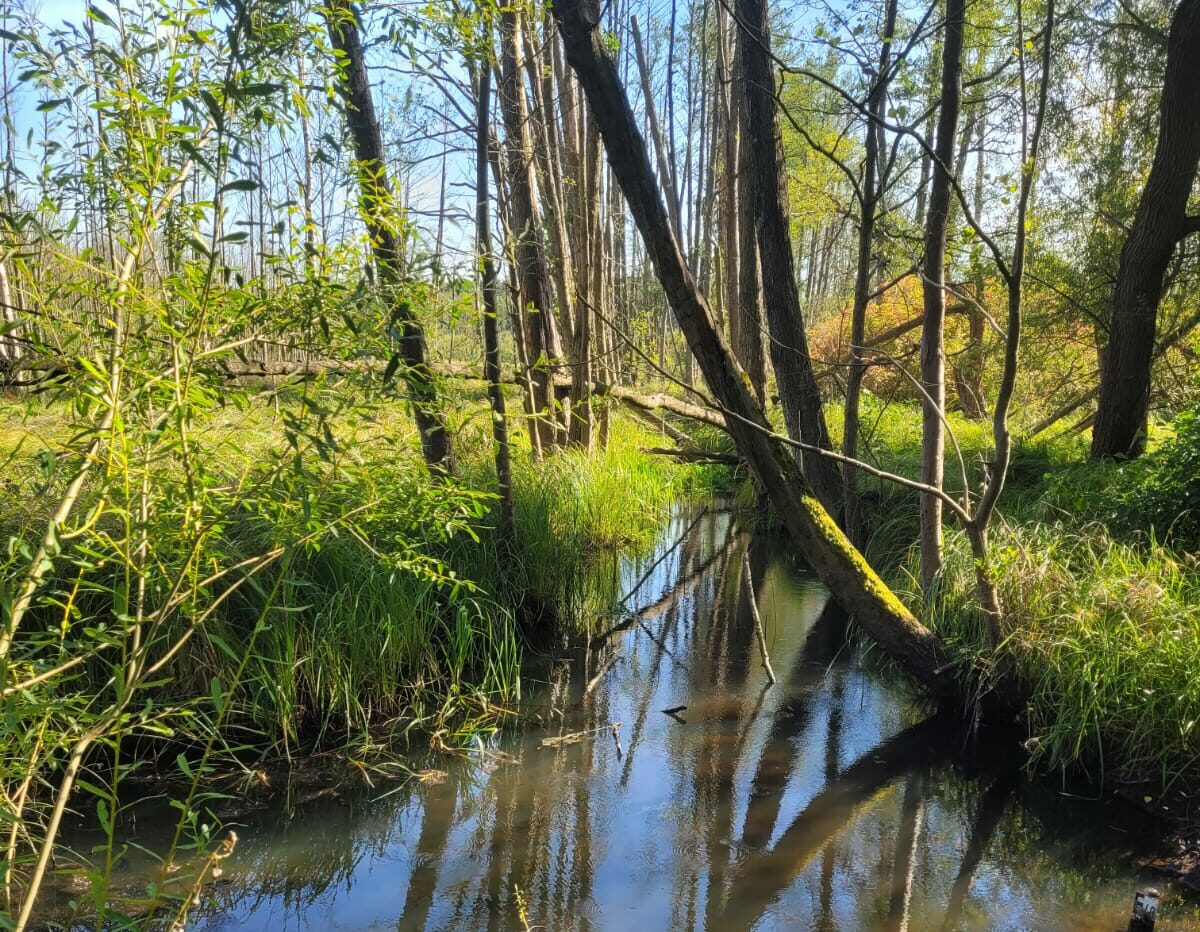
[1,389,700,759]
[923,523,1200,785]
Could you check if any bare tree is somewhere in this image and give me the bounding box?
[844,0,900,546]
[323,0,454,475]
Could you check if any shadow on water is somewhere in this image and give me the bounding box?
[101,507,1200,930]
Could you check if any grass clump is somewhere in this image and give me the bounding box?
[827,395,1200,786]
[925,523,1200,785]
[1,389,697,761]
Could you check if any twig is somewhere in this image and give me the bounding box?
[741,555,776,686]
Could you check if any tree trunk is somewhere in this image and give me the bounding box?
[631,14,683,240]
[955,106,988,420]
[731,37,768,406]
[918,0,965,587]
[552,0,951,695]
[716,3,740,357]
[569,115,601,449]
[1092,0,1200,459]
[473,45,513,524]
[736,0,842,519]
[498,8,566,454]
[843,0,898,547]
[486,132,543,460]
[322,0,453,474]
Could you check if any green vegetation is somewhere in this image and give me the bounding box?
[828,396,1200,785]
[0,376,696,923]
[1,0,1198,922]
[0,390,690,755]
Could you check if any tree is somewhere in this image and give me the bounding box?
[1092,0,1200,459]
[323,0,454,474]
[918,0,965,587]
[843,0,899,546]
[553,0,952,695]
[736,0,844,519]
[497,5,568,455]
[472,12,513,524]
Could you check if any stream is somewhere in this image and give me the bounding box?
[62,506,1200,929]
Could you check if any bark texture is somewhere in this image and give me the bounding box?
[736,0,842,518]
[918,0,965,586]
[498,8,567,454]
[1092,0,1200,459]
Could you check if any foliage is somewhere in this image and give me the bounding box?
[926,523,1200,785]
[1122,401,1200,548]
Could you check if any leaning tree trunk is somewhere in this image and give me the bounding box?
[553,0,952,696]
[918,0,965,588]
[1092,0,1200,459]
[323,0,453,474]
[736,0,842,519]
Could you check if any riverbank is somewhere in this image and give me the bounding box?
[0,390,725,756]
[0,385,727,924]
[831,397,1200,793]
[42,506,1200,930]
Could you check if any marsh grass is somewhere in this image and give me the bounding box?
[921,524,1200,785]
[2,391,691,758]
[840,397,1200,784]
[0,372,700,928]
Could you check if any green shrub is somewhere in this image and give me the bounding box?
[1123,403,1200,548]
[924,523,1200,785]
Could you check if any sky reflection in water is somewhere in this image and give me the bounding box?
[189,507,1200,931]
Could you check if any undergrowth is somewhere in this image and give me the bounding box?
[846,395,1200,785]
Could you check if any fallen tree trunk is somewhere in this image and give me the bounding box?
[4,354,730,434]
[642,447,741,465]
[553,0,952,696]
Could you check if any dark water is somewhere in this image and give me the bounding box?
[112,508,1200,929]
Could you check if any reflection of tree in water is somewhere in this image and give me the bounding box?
[196,512,1196,931]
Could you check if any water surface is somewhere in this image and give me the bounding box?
[177,507,1200,930]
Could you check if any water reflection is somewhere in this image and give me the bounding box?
[189,508,1200,931]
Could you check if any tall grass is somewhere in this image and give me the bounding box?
[0,373,701,928]
[819,395,1200,786]
[2,394,694,758]
[922,523,1200,785]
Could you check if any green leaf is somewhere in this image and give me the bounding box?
[231,82,283,99]
[87,3,115,26]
